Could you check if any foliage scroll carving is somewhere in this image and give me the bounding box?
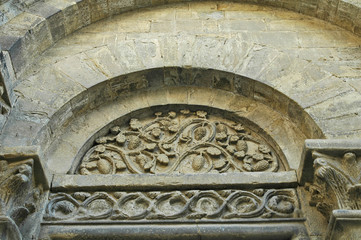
[76,108,284,175]
[44,189,300,221]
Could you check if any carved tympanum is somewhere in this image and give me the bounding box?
[76,109,283,175]
[307,151,361,219]
[44,189,299,221]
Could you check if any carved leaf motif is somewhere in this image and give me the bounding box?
[259,145,270,154]
[229,135,239,143]
[110,126,121,134]
[146,143,157,151]
[215,132,227,141]
[234,151,245,159]
[206,147,221,156]
[116,134,126,144]
[157,154,169,165]
[168,125,178,133]
[226,145,236,154]
[213,159,226,170]
[168,111,176,118]
[151,128,162,138]
[236,140,248,152]
[216,124,227,134]
[130,119,142,130]
[194,127,207,141]
[144,161,154,171]
[234,124,245,132]
[128,136,141,150]
[196,111,207,118]
[94,145,106,153]
[115,161,126,170]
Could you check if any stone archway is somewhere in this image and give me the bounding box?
[38,68,313,239]
[0,1,361,239]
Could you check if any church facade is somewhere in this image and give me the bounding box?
[0,0,361,239]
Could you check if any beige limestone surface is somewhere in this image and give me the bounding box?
[0,2,360,172]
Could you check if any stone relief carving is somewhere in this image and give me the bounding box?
[307,151,361,219]
[76,109,282,175]
[0,158,43,239]
[44,189,300,221]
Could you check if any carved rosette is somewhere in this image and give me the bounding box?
[76,109,283,175]
[43,189,300,221]
[307,151,361,220]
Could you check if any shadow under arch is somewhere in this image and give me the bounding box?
[39,67,325,176]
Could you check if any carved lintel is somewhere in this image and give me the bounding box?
[43,189,301,222]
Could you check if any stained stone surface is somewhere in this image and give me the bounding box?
[0,1,361,240]
[0,1,360,154]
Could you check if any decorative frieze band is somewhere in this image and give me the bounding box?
[44,189,300,222]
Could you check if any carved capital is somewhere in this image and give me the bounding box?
[307,151,361,219]
[299,139,361,220]
[0,147,48,240]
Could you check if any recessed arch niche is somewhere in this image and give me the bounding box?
[40,67,324,176]
[37,67,324,239]
[32,67,325,239]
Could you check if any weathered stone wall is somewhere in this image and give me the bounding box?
[0,1,360,239]
[0,1,360,141]
[0,0,361,79]
[2,2,360,149]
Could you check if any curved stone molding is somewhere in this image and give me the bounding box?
[43,188,300,222]
[75,107,285,175]
[1,0,360,77]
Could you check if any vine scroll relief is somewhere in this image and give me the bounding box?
[44,189,300,222]
[76,108,284,175]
